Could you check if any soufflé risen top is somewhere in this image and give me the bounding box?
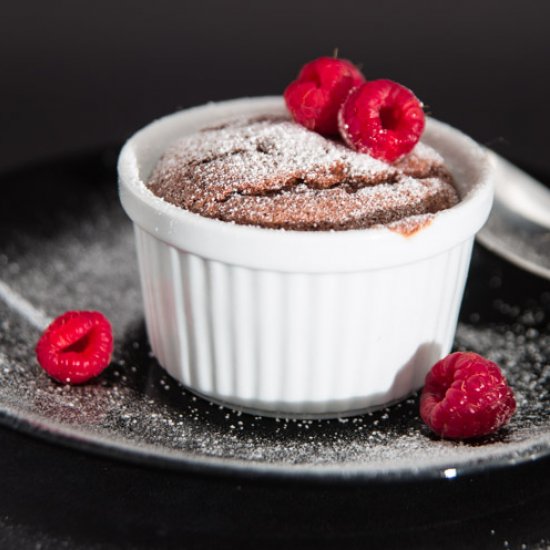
[147,115,459,232]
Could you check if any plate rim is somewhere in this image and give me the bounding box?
[1,399,549,484]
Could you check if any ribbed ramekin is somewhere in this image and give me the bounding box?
[118,97,494,417]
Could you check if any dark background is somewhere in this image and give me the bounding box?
[1,2,550,549]
[1,0,549,173]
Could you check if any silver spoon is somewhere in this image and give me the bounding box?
[477,151,550,280]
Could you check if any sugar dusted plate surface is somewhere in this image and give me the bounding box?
[0,149,548,480]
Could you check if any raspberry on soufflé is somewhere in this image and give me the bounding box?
[284,56,365,135]
[339,79,425,162]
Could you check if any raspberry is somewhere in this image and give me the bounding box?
[35,311,114,384]
[420,352,516,439]
[338,79,425,162]
[284,56,365,135]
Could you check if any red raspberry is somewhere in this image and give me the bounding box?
[284,56,365,135]
[35,311,114,384]
[338,79,425,162]
[420,352,516,439]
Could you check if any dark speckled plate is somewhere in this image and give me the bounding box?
[0,149,548,482]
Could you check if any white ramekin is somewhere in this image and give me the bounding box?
[118,96,494,417]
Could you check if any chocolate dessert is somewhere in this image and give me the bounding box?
[147,116,459,231]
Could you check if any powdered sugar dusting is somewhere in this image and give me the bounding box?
[148,116,458,231]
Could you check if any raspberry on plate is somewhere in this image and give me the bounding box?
[284,56,365,135]
[420,352,516,439]
[35,310,114,384]
[338,79,425,162]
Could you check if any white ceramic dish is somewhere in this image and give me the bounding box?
[118,96,494,417]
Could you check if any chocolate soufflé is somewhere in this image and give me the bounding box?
[147,115,459,232]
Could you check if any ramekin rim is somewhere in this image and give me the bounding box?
[118,96,494,271]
